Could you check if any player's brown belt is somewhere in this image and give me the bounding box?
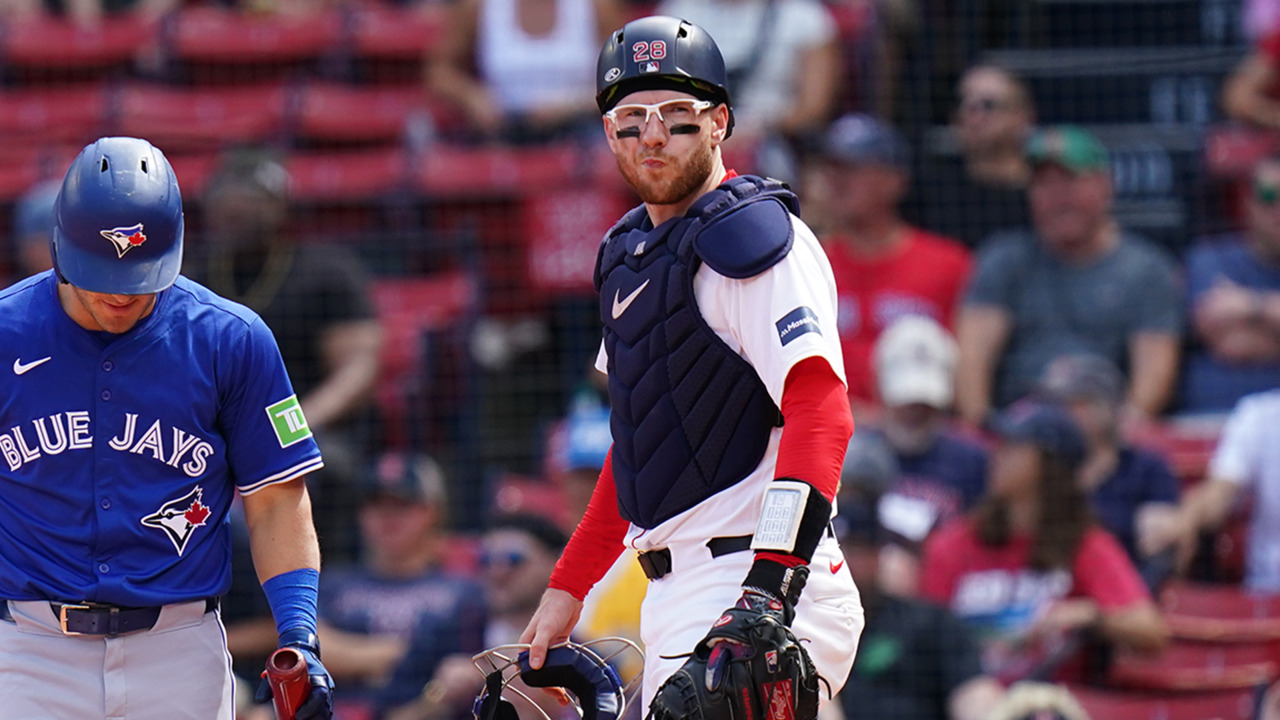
[0,598,219,637]
[636,534,753,580]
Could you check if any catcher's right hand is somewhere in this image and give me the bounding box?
[646,588,820,720]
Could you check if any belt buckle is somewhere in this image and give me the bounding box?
[58,603,90,636]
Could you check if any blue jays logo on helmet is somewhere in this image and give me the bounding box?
[141,486,212,556]
[100,223,148,259]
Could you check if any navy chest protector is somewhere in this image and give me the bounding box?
[593,175,800,528]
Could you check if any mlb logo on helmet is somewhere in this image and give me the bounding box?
[99,223,147,259]
[641,61,660,73]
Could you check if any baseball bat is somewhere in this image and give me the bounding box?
[263,647,310,720]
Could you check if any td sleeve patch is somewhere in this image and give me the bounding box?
[266,395,312,448]
[775,306,821,346]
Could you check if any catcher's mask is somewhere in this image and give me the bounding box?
[473,639,642,720]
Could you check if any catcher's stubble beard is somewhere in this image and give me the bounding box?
[614,130,717,207]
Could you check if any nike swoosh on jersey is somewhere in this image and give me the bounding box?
[611,278,651,320]
[13,356,51,375]
[829,559,845,574]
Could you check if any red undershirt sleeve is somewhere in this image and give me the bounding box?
[755,356,853,568]
[547,448,630,601]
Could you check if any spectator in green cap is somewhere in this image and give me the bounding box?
[955,125,1183,429]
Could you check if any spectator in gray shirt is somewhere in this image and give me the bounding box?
[955,126,1182,428]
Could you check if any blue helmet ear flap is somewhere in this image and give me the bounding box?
[517,645,625,720]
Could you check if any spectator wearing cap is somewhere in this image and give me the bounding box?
[1180,153,1280,413]
[814,114,972,408]
[871,317,988,560]
[956,126,1182,429]
[314,451,486,715]
[835,491,1006,720]
[921,400,1168,684]
[915,64,1035,249]
[385,513,571,720]
[8,179,58,284]
[189,147,383,562]
[1037,354,1184,586]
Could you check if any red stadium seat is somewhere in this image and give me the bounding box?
[1108,640,1280,692]
[0,84,110,145]
[1,15,156,70]
[163,151,220,198]
[1127,418,1222,488]
[524,186,633,296]
[0,145,78,202]
[295,83,431,145]
[415,143,614,200]
[1161,582,1280,643]
[370,271,479,444]
[491,474,570,529]
[284,148,407,202]
[348,4,444,61]
[1067,685,1258,720]
[168,7,342,64]
[115,82,289,151]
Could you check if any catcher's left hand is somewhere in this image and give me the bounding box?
[647,588,820,720]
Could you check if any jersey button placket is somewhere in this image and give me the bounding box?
[102,360,113,372]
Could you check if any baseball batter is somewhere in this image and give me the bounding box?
[521,16,864,719]
[0,137,333,720]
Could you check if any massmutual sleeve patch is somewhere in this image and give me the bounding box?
[775,306,822,347]
[265,395,312,448]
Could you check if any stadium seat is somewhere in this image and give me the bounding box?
[983,46,1241,126]
[1023,0,1240,49]
[163,151,220,198]
[346,4,445,85]
[1127,418,1222,488]
[0,145,78,202]
[370,271,479,446]
[491,473,570,529]
[0,15,156,74]
[115,82,290,152]
[1067,684,1258,720]
[348,4,444,62]
[1108,640,1280,692]
[0,84,110,145]
[295,82,434,145]
[1161,581,1280,643]
[168,7,342,65]
[284,148,408,203]
[415,143,613,200]
[524,186,633,296]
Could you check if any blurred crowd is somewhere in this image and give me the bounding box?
[5,0,1280,719]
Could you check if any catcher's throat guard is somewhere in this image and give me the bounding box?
[472,638,643,720]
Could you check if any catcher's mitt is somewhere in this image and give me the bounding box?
[647,592,820,720]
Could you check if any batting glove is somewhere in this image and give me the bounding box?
[255,628,335,720]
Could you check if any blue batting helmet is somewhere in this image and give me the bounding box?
[52,137,184,295]
[595,16,733,136]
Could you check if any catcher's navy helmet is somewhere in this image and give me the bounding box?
[473,640,640,720]
[53,137,184,295]
[595,16,734,136]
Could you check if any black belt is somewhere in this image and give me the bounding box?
[0,598,219,637]
[637,534,753,580]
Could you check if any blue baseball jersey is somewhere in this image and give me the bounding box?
[0,272,324,607]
